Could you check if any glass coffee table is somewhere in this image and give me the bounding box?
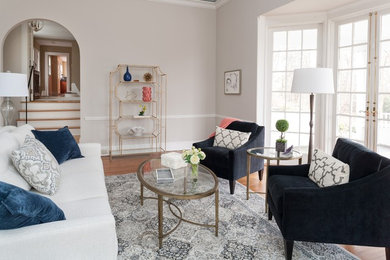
[137,158,219,248]
[246,147,302,212]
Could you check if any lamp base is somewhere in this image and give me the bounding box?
[1,97,16,126]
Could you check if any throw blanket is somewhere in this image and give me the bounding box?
[209,117,239,138]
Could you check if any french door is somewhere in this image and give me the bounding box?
[335,11,390,157]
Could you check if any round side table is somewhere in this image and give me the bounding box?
[246,147,302,212]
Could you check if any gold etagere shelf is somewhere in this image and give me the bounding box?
[109,64,167,159]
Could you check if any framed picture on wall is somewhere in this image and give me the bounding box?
[224,70,241,95]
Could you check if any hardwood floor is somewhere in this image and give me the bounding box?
[102,154,386,260]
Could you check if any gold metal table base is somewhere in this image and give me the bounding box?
[140,189,219,249]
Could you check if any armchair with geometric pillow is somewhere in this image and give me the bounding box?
[267,138,390,260]
[193,120,265,194]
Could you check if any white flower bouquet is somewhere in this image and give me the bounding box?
[182,147,206,181]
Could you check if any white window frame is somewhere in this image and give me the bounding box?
[264,23,324,151]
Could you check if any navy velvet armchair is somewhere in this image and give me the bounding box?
[267,138,390,260]
[193,121,264,194]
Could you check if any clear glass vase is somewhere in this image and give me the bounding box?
[191,163,199,182]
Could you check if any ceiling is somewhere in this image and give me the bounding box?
[33,20,75,41]
[267,0,359,15]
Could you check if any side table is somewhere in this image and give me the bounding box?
[246,147,302,212]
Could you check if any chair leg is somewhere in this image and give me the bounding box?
[386,247,389,260]
[229,180,236,194]
[268,208,273,220]
[284,239,294,260]
[258,169,264,181]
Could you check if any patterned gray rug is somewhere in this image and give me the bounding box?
[105,173,357,260]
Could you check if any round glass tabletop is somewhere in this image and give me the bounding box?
[137,159,218,199]
[247,147,302,160]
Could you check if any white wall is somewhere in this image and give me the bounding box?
[216,0,292,124]
[2,23,29,125]
[0,0,216,151]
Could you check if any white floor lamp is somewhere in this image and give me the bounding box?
[0,73,28,126]
[291,68,335,163]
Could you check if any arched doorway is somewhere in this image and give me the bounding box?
[2,19,81,141]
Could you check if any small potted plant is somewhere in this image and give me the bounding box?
[275,119,289,152]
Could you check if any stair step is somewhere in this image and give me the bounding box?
[22,102,80,110]
[17,117,80,122]
[21,100,80,103]
[35,127,80,135]
[73,135,80,143]
[17,119,80,128]
[19,110,80,119]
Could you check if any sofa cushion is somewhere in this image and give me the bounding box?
[57,197,113,220]
[0,181,65,230]
[11,136,61,195]
[0,132,31,190]
[213,126,251,150]
[268,175,318,214]
[32,127,83,164]
[37,157,107,204]
[332,138,383,181]
[309,149,350,187]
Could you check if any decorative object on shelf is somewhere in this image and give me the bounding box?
[292,68,334,162]
[138,104,146,116]
[224,69,241,95]
[129,126,145,136]
[123,66,132,82]
[143,72,153,82]
[275,119,289,152]
[182,147,206,182]
[134,80,139,82]
[0,72,28,126]
[125,90,137,101]
[142,87,152,102]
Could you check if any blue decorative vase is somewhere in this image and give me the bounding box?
[123,66,132,82]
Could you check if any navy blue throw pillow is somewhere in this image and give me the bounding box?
[32,126,83,164]
[0,181,65,230]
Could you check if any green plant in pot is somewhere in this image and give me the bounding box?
[275,119,289,152]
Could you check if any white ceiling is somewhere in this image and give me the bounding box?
[147,0,229,9]
[33,20,75,41]
[267,0,359,15]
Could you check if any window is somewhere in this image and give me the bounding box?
[377,13,390,156]
[335,19,369,144]
[269,27,319,148]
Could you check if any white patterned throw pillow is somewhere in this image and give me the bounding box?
[308,149,350,187]
[11,136,61,195]
[213,126,251,150]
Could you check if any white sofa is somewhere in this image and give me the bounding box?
[0,126,118,260]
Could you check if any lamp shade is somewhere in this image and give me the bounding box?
[291,68,335,94]
[0,73,28,97]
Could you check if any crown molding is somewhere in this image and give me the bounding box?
[146,0,230,10]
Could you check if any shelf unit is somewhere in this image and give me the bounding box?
[109,64,167,158]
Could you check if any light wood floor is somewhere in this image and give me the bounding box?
[102,155,386,260]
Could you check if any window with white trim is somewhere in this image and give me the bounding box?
[269,27,320,148]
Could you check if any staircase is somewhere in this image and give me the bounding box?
[18,99,80,142]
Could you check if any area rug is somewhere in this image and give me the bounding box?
[105,173,358,260]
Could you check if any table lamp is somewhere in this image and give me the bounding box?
[291,68,334,162]
[0,72,28,126]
